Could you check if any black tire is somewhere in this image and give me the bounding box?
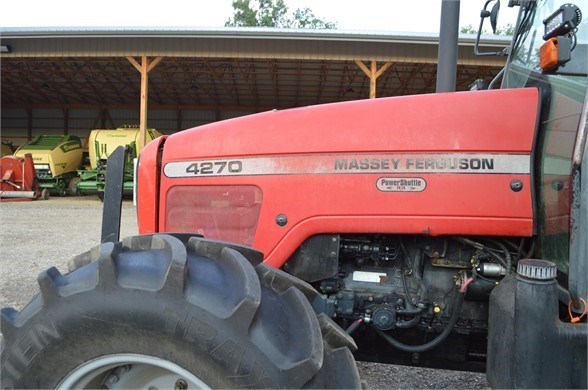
[0,234,361,389]
[68,177,80,197]
[97,191,104,201]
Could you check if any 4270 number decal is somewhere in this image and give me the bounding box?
[185,160,243,175]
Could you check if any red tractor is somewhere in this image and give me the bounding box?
[1,0,586,388]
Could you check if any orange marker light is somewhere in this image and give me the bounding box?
[539,36,572,71]
[540,38,560,70]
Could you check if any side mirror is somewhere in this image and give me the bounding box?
[489,0,501,33]
[475,0,508,56]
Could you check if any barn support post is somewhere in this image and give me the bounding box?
[355,60,393,98]
[127,56,163,152]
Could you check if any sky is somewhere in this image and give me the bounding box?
[0,0,519,34]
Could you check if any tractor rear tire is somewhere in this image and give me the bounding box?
[0,234,361,389]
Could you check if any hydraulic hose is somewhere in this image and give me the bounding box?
[524,240,536,259]
[413,250,428,303]
[454,236,511,275]
[374,290,465,353]
[395,247,427,329]
[516,238,526,260]
[395,267,425,329]
[399,245,428,305]
[401,264,416,310]
[395,316,421,329]
[346,318,363,335]
[453,236,485,250]
[396,307,426,315]
[485,239,512,275]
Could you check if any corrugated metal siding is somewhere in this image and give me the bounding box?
[1,107,250,143]
[69,109,100,134]
[31,108,63,137]
[147,110,175,134]
[0,108,99,144]
[220,111,254,121]
[109,109,139,126]
[181,110,217,130]
[0,36,507,66]
[1,109,28,142]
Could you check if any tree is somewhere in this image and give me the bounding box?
[495,23,515,36]
[225,0,337,29]
[226,0,260,27]
[291,7,337,29]
[460,23,514,36]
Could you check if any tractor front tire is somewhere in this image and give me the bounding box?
[0,234,361,389]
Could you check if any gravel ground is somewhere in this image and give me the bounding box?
[0,197,489,389]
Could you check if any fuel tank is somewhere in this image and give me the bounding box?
[144,88,539,267]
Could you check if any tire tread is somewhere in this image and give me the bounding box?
[1,234,361,389]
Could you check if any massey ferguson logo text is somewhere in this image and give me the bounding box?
[164,153,529,178]
[334,157,494,171]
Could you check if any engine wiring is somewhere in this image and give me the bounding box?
[334,234,537,353]
[373,276,474,353]
[568,298,587,323]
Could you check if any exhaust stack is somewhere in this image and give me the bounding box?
[436,0,461,93]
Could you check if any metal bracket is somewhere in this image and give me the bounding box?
[101,145,127,243]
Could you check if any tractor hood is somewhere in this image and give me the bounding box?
[145,88,539,266]
[163,88,538,160]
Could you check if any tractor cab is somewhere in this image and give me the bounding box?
[499,0,587,308]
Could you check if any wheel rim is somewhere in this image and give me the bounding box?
[57,354,211,389]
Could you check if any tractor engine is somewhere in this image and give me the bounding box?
[282,233,526,367]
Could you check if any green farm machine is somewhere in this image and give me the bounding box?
[77,126,161,199]
[14,135,83,196]
[1,140,16,157]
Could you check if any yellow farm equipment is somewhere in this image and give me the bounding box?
[14,135,83,196]
[77,126,162,198]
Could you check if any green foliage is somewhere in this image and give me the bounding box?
[460,24,478,34]
[227,0,260,27]
[496,23,515,36]
[258,0,289,27]
[460,23,515,36]
[291,7,337,29]
[225,0,337,29]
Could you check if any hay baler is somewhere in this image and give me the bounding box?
[14,135,83,196]
[77,126,161,198]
